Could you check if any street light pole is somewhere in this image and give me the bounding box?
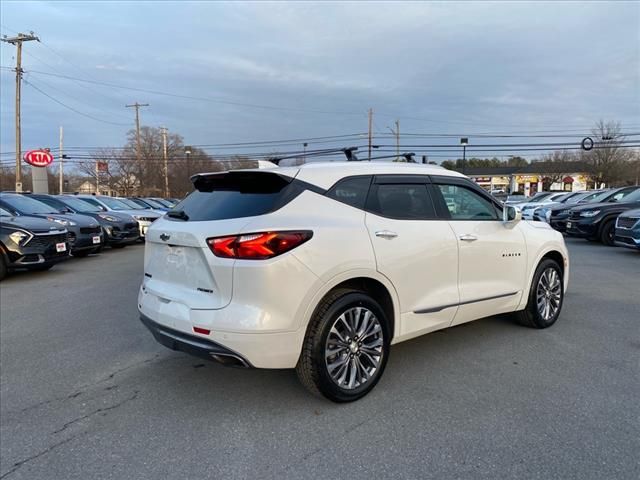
[460,137,469,174]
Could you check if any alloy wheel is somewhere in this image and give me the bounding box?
[324,307,384,390]
[536,267,562,321]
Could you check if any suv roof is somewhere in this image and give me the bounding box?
[195,161,460,190]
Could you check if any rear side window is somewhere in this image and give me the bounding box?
[173,172,310,221]
[366,183,436,220]
[326,176,372,209]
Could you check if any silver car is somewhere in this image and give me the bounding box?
[74,195,161,238]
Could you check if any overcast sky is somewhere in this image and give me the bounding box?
[1,1,639,162]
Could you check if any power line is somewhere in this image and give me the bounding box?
[23,69,369,116]
[23,78,131,126]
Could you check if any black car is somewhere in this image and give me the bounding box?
[614,208,640,250]
[0,206,70,280]
[30,194,140,248]
[547,189,617,232]
[565,187,640,245]
[0,193,103,257]
[532,190,599,222]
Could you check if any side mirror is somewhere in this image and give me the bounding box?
[503,205,522,223]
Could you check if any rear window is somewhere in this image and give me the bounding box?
[172,171,303,221]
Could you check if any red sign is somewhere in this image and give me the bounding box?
[24,149,54,167]
[96,161,109,173]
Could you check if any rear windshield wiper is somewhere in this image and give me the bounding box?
[167,209,189,221]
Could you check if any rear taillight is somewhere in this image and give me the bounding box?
[207,231,313,259]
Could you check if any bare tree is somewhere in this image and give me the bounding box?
[580,120,633,186]
[538,150,578,189]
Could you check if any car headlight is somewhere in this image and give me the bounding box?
[47,217,77,226]
[98,213,119,222]
[9,230,31,246]
[545,210,552,221]
[580,210,600,217]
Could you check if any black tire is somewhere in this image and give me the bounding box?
[296,288,391,402]
[110,243,127,249]
[599,219,616,246]
[0,254,7,281]
[514,258,564,329]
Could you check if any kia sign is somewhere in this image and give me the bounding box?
[23,150,54,167]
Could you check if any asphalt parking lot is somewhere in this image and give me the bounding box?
[1,239,638,480]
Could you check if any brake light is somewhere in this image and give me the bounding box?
[207,231,313,259]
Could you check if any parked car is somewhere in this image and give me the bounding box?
[614,208,640,250]
[29,194,140,248]
[0,193,103,257]
[139,162,569,402]
[505,194,526,204]
[566,187,640,245]
[0,206,70,280]
[532,190,595,222]
[127,197,170,212]
[547,189,618,232]
[520,192,570,220]
[147,197,176,208]
[74,195,161,239]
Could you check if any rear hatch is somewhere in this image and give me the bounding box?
[143,168,299,310]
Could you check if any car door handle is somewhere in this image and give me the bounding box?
[375,230,398,239]
[459,234,478,242]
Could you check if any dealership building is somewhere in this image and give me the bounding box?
[459,161,596,197]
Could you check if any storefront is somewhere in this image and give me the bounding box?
[463,162,595,197]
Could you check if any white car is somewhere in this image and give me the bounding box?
[519,192,570,220]
[75,195,161,238]
[139,162,569,402]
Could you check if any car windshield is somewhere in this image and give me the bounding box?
[98,197,133,210]
[0,195,59,214]
[565,192,591,203]
[526,192,552,203]
[61,197,103,212]
[117,198,145,209]
[129,198,152,208]
[0,207,12,216]
[143,198,165,208]
[621,189,640,203]
[588,190,614,202]
[149,198,171,207]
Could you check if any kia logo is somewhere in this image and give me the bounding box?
[160,233,171,242]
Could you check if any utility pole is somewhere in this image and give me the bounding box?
[161,127,169,197]
[125,102,149,162]
[2,32,40,192]
[368,108,373,161]
[59,126,64,193]
[387,120,400,161]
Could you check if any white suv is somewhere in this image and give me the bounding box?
[139,162,569,402]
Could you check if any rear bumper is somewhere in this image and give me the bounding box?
[138,286,306,369]
[140,314,252,367]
